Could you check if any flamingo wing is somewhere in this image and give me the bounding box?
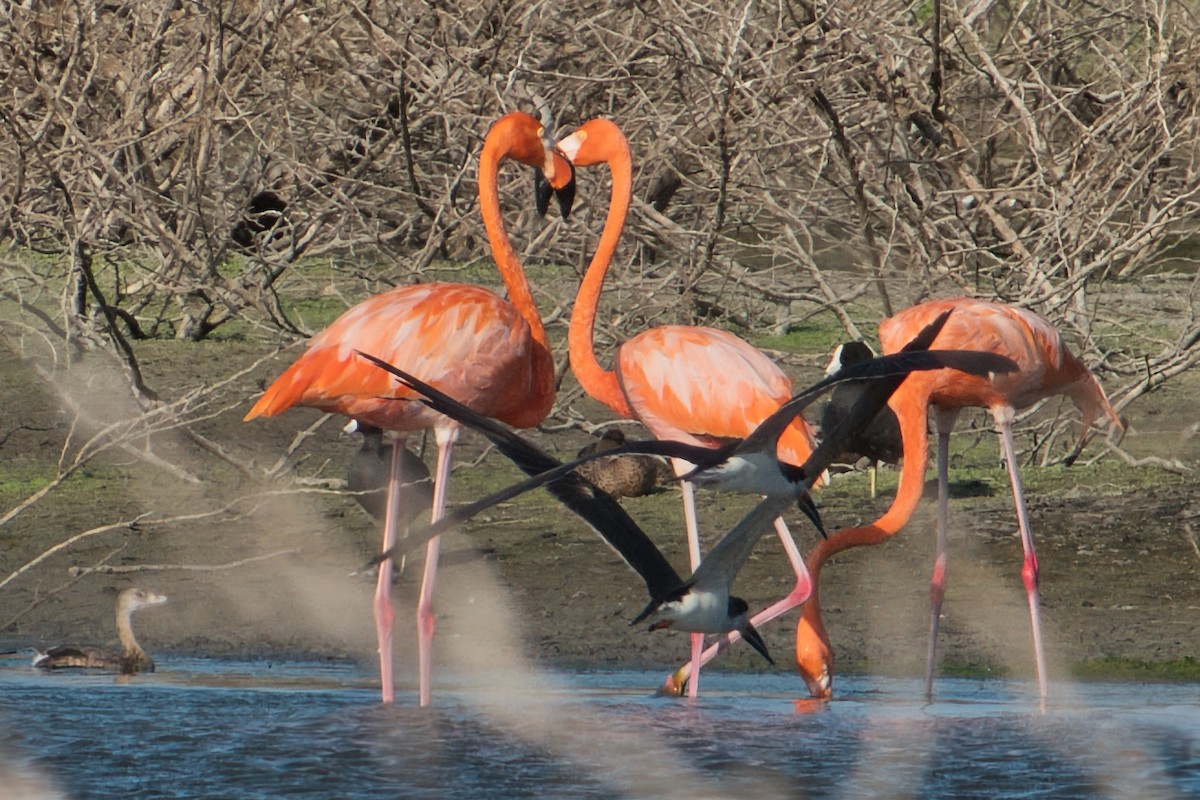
[245,283,550,431]
[878,298,1118,429]
[616,327,807,438]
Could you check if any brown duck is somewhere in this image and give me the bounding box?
[572,429,674,499]
[33,587,168,674]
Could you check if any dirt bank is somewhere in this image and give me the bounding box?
[1,306,1198,693]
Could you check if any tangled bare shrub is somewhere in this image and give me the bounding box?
[0,0,1197,411]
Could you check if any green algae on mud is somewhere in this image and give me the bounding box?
[1072,657,1200,682]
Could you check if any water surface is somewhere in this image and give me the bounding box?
[1,656,1196,799]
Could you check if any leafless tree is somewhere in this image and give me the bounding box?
[1,0,1197,448]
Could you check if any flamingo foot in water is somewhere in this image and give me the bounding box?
[374,559,397,704]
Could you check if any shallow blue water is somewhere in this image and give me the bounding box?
[1,656,1197,799]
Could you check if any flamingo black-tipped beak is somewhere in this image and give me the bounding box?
[535,159,576,220]
[554,158,576,219]
[534,171,553,218]
[739,618,775,666]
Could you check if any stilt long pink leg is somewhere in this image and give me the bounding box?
[416,424,459,708]
[374,436,408,705]
[994,407,1048,706]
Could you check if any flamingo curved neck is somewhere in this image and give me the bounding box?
[478,136,549,354]
[568,128,634,418]
[797,384,933,659]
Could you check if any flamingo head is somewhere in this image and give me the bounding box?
[535,109,576,220]
[554,117,631,229]
[795,614,834,699]
[490,111,575,220]
[555,118,627,169]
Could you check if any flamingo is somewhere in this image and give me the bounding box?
[243,111,573,706]
[794,297,1122,703]
[556,117,822,697]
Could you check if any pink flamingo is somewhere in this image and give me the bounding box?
[794,297,1122,703]
[557,118,820,697]
[244,112,572,706]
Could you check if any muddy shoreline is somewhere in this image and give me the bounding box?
[1,318,1198,692]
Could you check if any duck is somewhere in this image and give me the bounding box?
[572,429,674,499]
[33,587,168,674]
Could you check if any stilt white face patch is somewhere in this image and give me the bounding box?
[689,453,798,495]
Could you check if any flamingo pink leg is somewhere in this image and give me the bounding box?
[994,407,1048,704]
[924,406,1047,705]
[925,411,955,699]
[416,424,459,707]
[374,437,408,705]
[676,462,705,700]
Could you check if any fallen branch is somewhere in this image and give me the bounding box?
[0,515,150,592]
[1102,441,1192,474]
[265,414,334,479]
[68,548,301,577]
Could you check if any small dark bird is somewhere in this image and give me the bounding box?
[230,190,288,249]
[573,429,674,499]
[345,422,433,525]
[820,341,904,497]
[33,588,167,674]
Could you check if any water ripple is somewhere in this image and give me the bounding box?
[0,658,1197,799]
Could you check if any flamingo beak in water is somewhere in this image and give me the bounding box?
[729,596,775,666]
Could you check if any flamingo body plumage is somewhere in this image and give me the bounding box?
[247,282,554,431]
[615,326,815,464]
[878,299,1119,431]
